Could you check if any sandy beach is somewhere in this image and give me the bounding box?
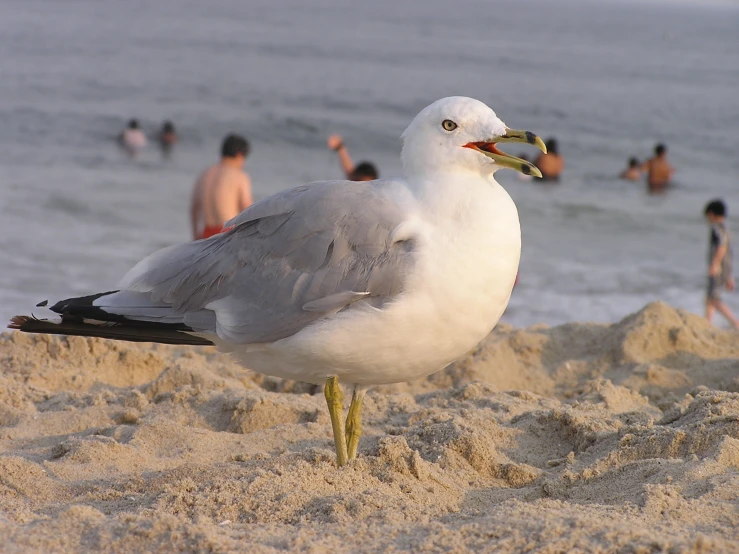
[1,301,738,553]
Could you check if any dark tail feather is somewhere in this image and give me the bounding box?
[10,291,213,346]
[9,292,214,346]
[9,315,213,346]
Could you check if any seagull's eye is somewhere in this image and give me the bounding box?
[441,119,458,132]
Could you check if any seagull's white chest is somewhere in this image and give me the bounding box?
[368,178,521,380]
[415,188,520,344]
[241,177,521,386]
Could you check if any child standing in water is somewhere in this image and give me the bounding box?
[704,199,738,328]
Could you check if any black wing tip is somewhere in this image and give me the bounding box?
[8,314,213,346]
[50,290,119,314]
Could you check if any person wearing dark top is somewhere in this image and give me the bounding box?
[704,199,738,328]
[159,121,178,148]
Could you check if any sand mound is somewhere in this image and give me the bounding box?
[393,301,739,402]
[1,302,738,553]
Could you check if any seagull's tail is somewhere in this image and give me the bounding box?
[8,291,214,346]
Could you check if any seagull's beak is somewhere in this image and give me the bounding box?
[464,129,547,178]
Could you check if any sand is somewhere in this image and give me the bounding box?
[1,301,738,553]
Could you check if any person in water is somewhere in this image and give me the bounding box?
[119,119,147,153]
[327,134,378,181]
[620,157,642,181]
[704,199,738,328]
[640,143,674,193]
[190,134,253,241]
[159,121,178,149]
[534,138,564,181]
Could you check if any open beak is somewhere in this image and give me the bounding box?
[463,129,547,178]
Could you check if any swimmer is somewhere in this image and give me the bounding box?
[640,144,674,194]
[159,121,178,149]
[119,119,147,153]
[190,134,253,240]
[620,157,642,181]
[327,134,379,181]
[534,138,564,181]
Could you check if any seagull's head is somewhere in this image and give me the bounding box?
[401,96,546,179]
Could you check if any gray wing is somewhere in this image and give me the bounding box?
[118,179,418,344]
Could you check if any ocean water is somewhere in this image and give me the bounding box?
[1,0,739,328]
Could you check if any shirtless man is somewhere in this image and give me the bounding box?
[190,134,253,240]
[534,138,564,181]
[327,134,378,181]
[640,143,674,194]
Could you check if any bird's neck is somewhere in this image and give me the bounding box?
[406,170,502,221]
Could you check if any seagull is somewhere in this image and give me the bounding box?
[10,96,545,466]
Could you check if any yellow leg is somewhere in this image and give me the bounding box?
[324,376,348,467]
[345,386,367,461]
